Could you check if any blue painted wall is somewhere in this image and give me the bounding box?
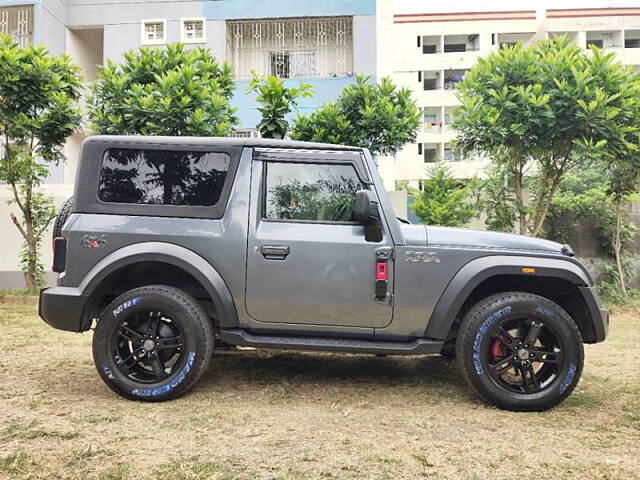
[203,0,375,20]
[232,76,359,129]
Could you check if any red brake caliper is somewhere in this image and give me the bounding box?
[491,338,506,359]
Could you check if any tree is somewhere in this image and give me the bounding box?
[0,36,82,290]
[88,43,237,136]
[482,164,518,232]
[586,50,640,294]
[410,163,481,227]
[291,75,420,157]
[246,73,313,139]
[454,37,622,236]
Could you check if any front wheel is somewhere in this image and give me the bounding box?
[93,285,214,401]
[456,292,584,412]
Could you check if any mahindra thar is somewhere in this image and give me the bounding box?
[39,136,608,411]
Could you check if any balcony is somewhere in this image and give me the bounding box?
[418,142,440,163]
[444,34,480,53]
[0,5,33,47]
[444,143,464,162]
[423,107,442,133]
[444,69,468,90]
[625,30,640,49]
[586,30,623,49]
[227,17,353,79]
[549,31,580,45]
[420,35,441,55]
[420,70,441,91]
[494,32,535,49]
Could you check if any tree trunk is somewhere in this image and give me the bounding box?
[24,240,38,292]
[513,164,527,235]
[613,200,627,295]
[531,176,561,237]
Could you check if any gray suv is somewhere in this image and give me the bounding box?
[39,136,608,411]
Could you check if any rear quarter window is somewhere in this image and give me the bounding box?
[98,148,230,206]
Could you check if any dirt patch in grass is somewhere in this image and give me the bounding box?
[0,303,639,479]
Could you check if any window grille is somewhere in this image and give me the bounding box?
[182,18,205,43]
[227,17,353,79]
[0,6,33,47]
[141,20,166,45]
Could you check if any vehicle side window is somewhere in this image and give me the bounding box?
[263,161,365,222]
[98,148,230,206]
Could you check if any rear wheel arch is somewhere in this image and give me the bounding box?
[79,242,238,331]
[426,256,596,345]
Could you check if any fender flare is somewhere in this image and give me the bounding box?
[79,242,239,328]
[423,255,591,340]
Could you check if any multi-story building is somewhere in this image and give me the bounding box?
[1,1,640,286]
[377,6,640,190]
[0,0,382,286]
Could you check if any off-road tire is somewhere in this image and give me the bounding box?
[93,285,214,402]
[52,197,74,239]
[456,291,584,412]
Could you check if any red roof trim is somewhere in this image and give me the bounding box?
[394,10,535,18]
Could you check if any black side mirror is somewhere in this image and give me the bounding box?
[354,190,382,242]
[354,190,380,224]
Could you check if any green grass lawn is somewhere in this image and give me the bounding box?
[0,302,638,479]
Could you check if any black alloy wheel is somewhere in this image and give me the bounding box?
[456,292,584,411]
[484,316,563,394]
[111,309,186,384]
[93,285,214,401]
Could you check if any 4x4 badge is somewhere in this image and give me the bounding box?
[406,251,439,263]
[81,234,107,249]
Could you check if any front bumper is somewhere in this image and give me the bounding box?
[39,287,86,332]
[579,286,609,343]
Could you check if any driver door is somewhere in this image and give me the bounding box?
[244,148,394,329]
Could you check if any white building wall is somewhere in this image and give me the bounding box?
[380,7,640,189]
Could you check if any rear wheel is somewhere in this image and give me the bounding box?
[456,292,583,412]
[93,285,214,401]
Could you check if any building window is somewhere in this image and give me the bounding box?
[227,17,353,79]
[625,31,640,48]
[444,34,480,53]
[231,129,259,138]
[444,69,468,90]
[181,18,205,43]
[424,148,438,163]
[444,145,463,162]
[141,19,166,45]
[586,39,603,49]
[0,5,34,47]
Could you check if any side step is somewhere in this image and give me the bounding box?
[219,329,443,355]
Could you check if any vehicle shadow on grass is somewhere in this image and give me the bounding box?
[46,351,473,404]
[197,350,470,400]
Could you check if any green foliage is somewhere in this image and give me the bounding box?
[18,193,56,288]
[246,73,313,139]
[410,163,481,227]
[546,166,634,253]
[597,257,640,305]
[482,164,518,232]
[546,165,639,295]
[291,75,420,157]
[454,37,640,237]
[266,175,360,222]
[88,43,237,136]
[0,36,82,290]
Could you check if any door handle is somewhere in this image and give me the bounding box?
[260,245,290,260]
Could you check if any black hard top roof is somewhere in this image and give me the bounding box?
[83,135,363,152]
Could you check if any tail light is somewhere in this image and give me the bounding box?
[52,237,67,273]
